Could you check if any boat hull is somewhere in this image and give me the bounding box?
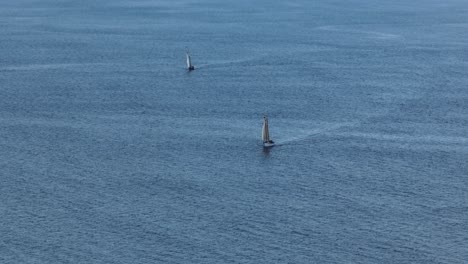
[188,66,195,71]
[263,142,275,148]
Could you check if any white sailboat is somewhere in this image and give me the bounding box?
[262,115,275,147]
[186,51,195,71]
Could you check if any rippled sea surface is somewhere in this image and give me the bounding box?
[1,0,467,263]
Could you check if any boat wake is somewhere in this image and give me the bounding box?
[331,132,468,146]
[194,54,271,69]
[273,121,359,146]
[316,25,401,40]
[0,63,109,71]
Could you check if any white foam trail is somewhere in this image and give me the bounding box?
[276,121,359,145]
[0,63,109,71]
[316,25,401,40]
[330,132,468,145]
[196,58,258,69]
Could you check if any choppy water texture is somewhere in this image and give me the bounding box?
[1,0,468,263]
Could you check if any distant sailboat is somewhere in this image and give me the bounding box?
[262,115,275,147]
[186,51,195,71]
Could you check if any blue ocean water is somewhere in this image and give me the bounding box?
[1,0,467,263]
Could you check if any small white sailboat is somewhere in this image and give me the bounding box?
[262,115,275,147]
[186,51,195,71]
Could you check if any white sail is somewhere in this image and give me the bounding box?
[186,53,192,69]
[262,116,270,142]
[262,115,274,147]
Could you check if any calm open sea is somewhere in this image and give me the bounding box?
[1,0,467,263]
